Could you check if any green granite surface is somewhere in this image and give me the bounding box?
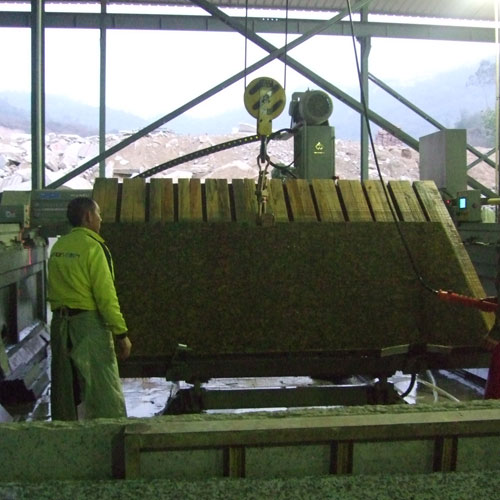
[0,420,124,482]
[2,401,500,484]
[1,472,499,500]
[1,398,499,429]
[102,222,488,358]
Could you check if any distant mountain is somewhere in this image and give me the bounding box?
[0,98,31,132]
[366,62,493,142]
[305,60,493,143]
[168,61,493,143]
[0,91,149,136]
[0,61,493,143]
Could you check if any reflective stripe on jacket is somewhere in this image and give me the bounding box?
[48,226,127,334]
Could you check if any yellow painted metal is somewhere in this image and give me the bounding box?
[244,77,285,136]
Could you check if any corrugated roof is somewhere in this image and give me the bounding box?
[1,0,497,22]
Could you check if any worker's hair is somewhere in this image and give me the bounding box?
[67,197,97,227]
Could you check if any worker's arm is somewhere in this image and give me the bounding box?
[86,241,128,335]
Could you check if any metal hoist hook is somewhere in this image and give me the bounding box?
[243,77,286,226]
[255,137,273,225]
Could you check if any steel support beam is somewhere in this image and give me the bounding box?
[39,0,488,188]
[45,0,375,188]
[368,73,497,170]
[192,0,419,150]
[192,0,495,197]
[46,76,245,187]
[467,148,496,170]
[0,12,494,43]
[30,0,45,190]
[359,6,371,180]
[99,0,106,178]
[466,175,497,198]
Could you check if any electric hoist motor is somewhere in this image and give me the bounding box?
[289,90,335,181]
[289,90,333,126]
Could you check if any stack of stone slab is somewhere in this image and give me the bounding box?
[93,177,492,366]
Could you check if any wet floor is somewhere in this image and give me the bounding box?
[7,369,488,421]
[390,369,486,404]
[122,377,174,418]
[121,369,490,416]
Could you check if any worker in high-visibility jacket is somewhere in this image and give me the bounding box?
[48,196,132,420]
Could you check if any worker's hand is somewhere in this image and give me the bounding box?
[116,336,132,361]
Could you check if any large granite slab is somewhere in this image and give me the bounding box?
[102,222,489,358]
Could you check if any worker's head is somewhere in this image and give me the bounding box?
[67,197,102,233]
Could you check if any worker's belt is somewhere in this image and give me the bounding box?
[54,307,87,317]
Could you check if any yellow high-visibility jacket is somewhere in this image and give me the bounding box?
[48,226,128,335]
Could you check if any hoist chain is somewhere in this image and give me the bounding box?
[255,136,274,225]
[135,134,261,179]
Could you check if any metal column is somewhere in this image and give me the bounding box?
[99,0,107,178]
[359,6,371,181]
[31,0,45,190]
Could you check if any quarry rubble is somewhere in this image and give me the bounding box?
[0,125,495,192]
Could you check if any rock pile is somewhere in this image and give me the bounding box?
[0,125,495,192]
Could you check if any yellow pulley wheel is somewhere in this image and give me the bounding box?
[244,77,286,136]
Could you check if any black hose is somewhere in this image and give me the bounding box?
[400,373,417,398]
[345,0,437,296]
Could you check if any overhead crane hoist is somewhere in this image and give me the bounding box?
[241,77,336,225]
[243,77,286,225]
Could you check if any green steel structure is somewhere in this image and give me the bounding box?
[0,0,497,191]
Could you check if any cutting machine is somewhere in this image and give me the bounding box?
[89,173,491,412]
[95,84,491,412]
[0,191,50,420]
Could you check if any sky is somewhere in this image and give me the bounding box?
[0,4,498,122]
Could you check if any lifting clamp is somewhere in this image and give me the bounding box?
[255,137,274,226]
